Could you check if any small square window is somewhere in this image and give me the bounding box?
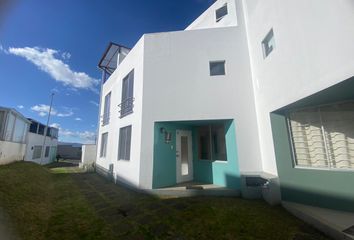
[215,4,228,22]
[209,61,226,76]
[262,29,275,58]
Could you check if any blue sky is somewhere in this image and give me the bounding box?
[0,0,214,143]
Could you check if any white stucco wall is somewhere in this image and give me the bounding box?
[139,0,262,189]
[0,141,26,165]
[186,0,238,30]
[24,132,58,165]
[243,0,354,174]
[96,37,145,187]
[81,144,97,167]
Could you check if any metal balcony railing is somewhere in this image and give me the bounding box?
[101,112,110,126]
[118,97,134,118]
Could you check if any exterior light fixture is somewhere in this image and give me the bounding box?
[160,127,172,144]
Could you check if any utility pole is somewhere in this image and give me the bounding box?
[40,92,54,165]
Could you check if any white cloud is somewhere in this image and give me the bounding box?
[17,105,24,109]
[50,123,60,129]
[31,104,73,117]
[0,44,8,54]
[49,123,96,143]
[59,128,96,144]
[90,100,99,107]
[7,47,99,92]
[75,117,82,121]
[61,52,71,60]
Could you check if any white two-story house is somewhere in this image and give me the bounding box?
[96,0,354,217]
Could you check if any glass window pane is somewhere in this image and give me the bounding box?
[289,110,328,168]
[198,126,211,160]
[210,61,226,76]
[120,70,134,117]
[103,92,111,125]
[5,113,15,141]
[33,146,42,159]
[211,125,227,161]
[0,111,4,139]
[13,118,27,143]
[215,4,228,22]
[100,133,108,157]
[45,146,50,157]
[262,29,275,58]
[118,126,132,160]
[38,124,45,135]
[181,136,189,175]
[29,122,38,133]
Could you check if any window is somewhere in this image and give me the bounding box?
[29,121,38,133]
[102,92,111,125]
[32,146,42,159]
[215,4,228,22]
[118,125,132,160]
[13,117,27,143]
[288,102,354,170]
[100,132,108,158]
[198,124,227,161]
[50,128,58,139]
[4,113,15,141]
[38,124,45,135]
[209,61,226,76]
[119,70,134,118]
[0,111,5,139]
[45,146,50,158]
[262,29,275,58]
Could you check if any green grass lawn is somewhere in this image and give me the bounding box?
[0,162,331,240]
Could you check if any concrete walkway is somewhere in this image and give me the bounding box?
[283,201,354,240]
[0,208,20,240]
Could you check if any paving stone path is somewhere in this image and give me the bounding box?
[0,208,20,240]
[70,173,189,239]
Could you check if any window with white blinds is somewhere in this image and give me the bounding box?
[288,102,354,170]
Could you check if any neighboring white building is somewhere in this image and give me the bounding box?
[95,0,354,214]
[80,144,97,171]
[0,107,30,165]
[24,119,58,165]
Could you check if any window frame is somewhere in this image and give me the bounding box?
[120,70,134,118]
[262,29,275,58]
[209,61,226,76]
[100,132,108,158]
[287,103,354,171]
[118,125,132,161]
[32,145,42,159]
[197,124,227,162]
[0,111,4,140]
[215,3,228,22]
[45,146,50,158]
[102,92,111,126]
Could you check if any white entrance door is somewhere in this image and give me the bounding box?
[176,130,193,183]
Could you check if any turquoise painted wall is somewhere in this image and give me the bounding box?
[152,120,241,190]
[193,120,241,189]
[152,122,192,188]
[271,113,354,212]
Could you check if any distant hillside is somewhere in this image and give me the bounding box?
[58,142,83,147]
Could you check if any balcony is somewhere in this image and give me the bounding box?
[98,42,131,84]
[118,97,134,118]
[101,112,110,126]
